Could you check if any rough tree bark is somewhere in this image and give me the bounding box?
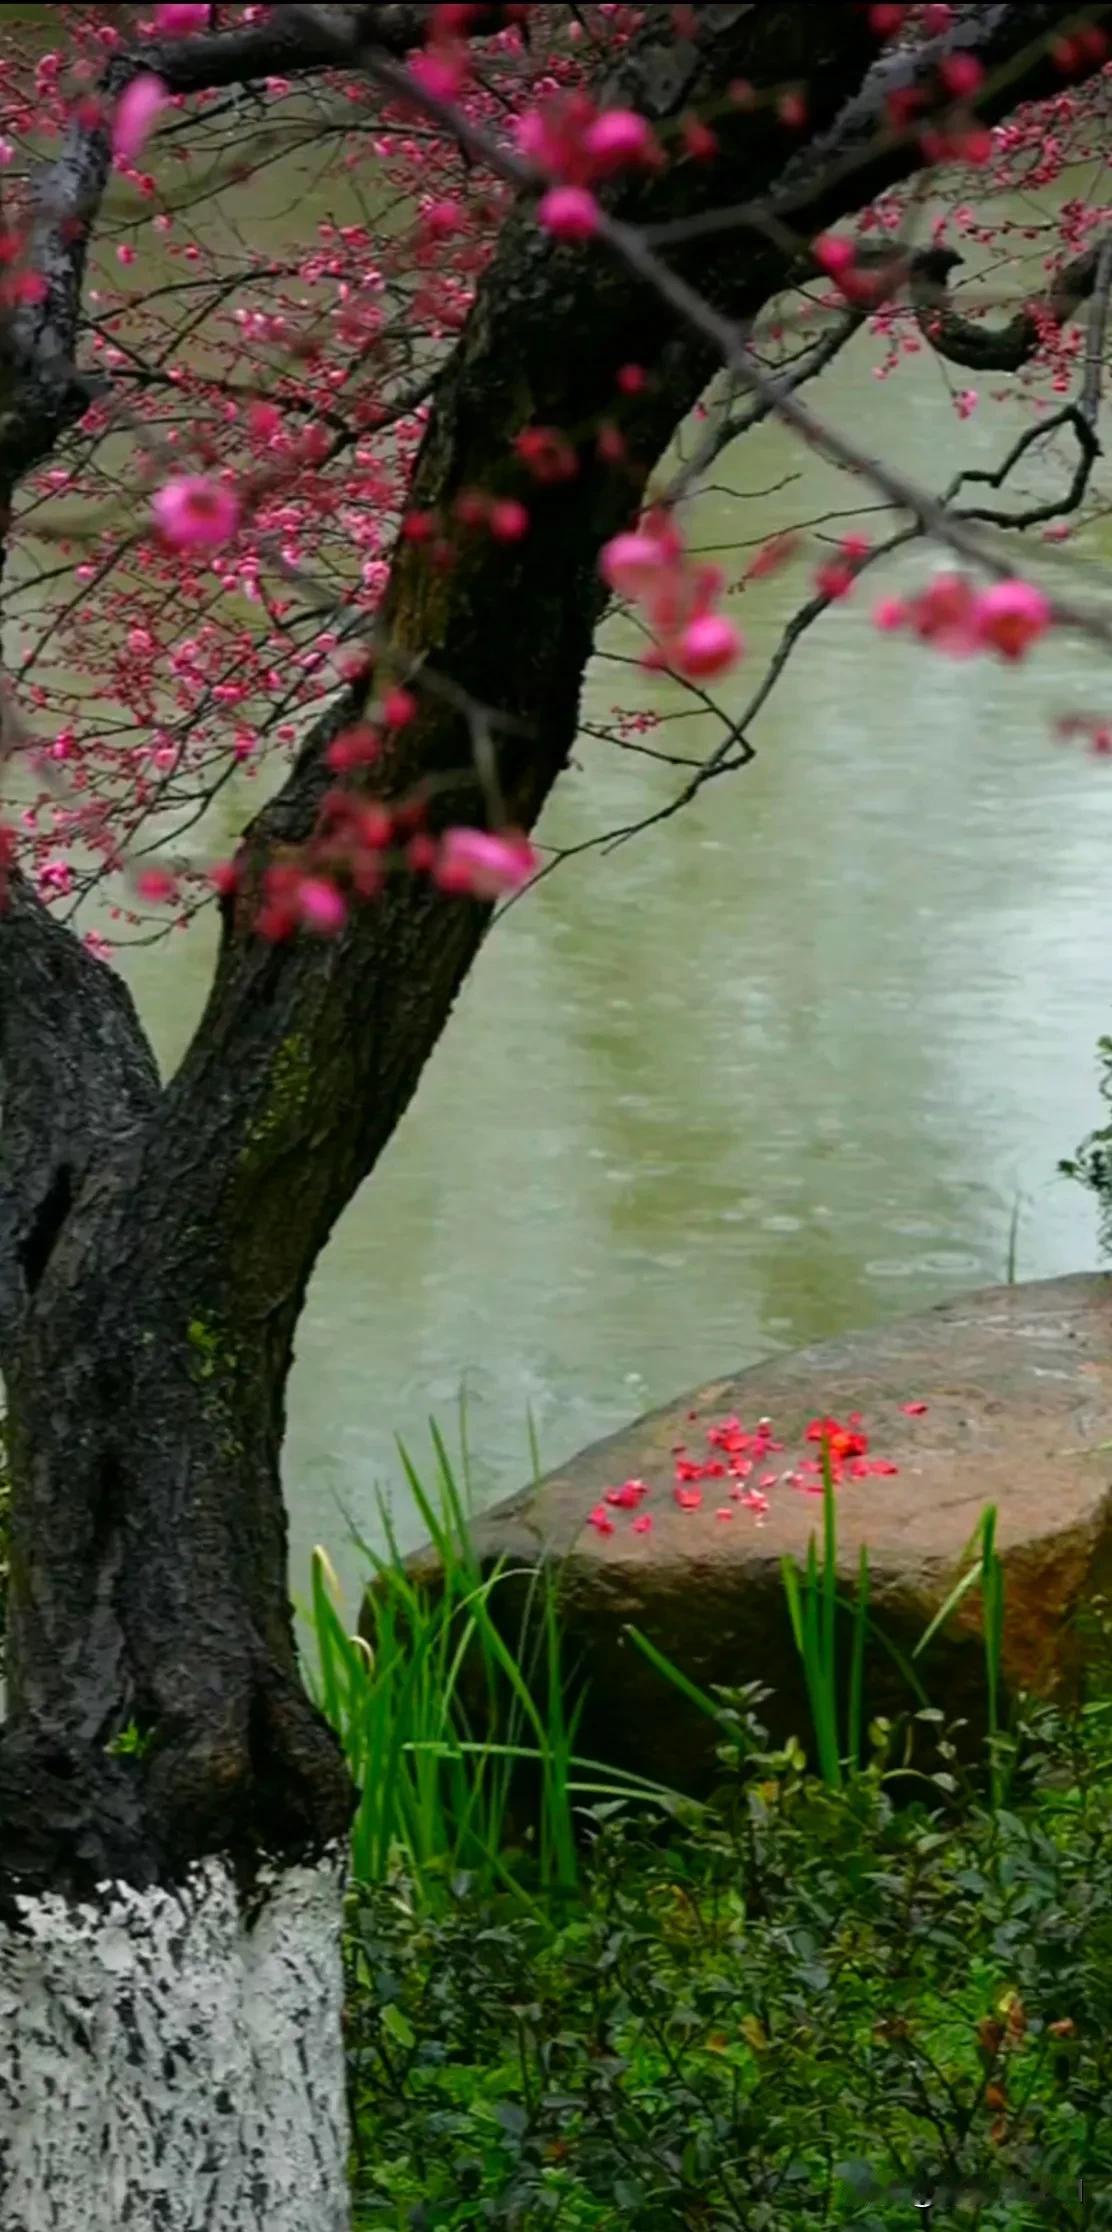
[0,5,1108,2227]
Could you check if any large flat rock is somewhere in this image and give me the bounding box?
[410,1277,1112,1787]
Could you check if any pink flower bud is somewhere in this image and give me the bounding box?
[489,498,530,541]
[814,233,855,276]
[295,877,347,934]
[113,74,168,162]
[674,612,742,678]
[538,185,600,240]
[583,107,658,173]
[382,687,417,728]
[423,197,464,238]
[435,827,537,898]
[409,48,467,102]
[940,52,983,98]
[599,528,670,599]
[135,867,177,903]
[972,579,1051,661]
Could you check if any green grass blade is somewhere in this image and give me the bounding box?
[820,1449,839,1768]
[912,1559,984,1661]
[847,1544,869,1773]
[625,1625,723,1720]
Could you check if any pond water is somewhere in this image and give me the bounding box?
[9,32,1112,1601]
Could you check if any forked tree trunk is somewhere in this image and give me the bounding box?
[0,1045,355,2229]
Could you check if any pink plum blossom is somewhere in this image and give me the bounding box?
[814,233,855,275]
[674,612,743,678]
[489,498,530,541]
[973,579,1051,661]
[152,474,240,551]
[538,186,600,239]
[135,867,177,903]
[874,573,1052,663]
[600,516,742,678]
[599,524,679,600]
[583,108,659,172]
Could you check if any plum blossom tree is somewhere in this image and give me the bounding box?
[1,3,1111,2225]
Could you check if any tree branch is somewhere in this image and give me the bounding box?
[668,302,868,492]
[910,238,1107,373]
[634,6,1112,252]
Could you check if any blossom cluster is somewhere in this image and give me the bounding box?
[600,512,743,680]
[242,777,537,940]
[874,573,1052,661]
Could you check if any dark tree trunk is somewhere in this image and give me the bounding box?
[0,882,354,2230]
[0,872,350,1888]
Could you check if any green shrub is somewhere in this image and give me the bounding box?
[345,1687,1112,2228]
[1061,1033,1112,1255]
[312,1420,1112,2220]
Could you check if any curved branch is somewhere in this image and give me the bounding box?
[910,240,1105,373]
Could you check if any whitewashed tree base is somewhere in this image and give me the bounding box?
[0,1848,350,2231]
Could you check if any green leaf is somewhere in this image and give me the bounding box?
[381,2002,416,2049]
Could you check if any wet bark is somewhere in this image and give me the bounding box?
[910,241,1106,373]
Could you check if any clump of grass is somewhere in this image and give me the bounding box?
[306,1421,679,1906]
[778,1443,1007,1790]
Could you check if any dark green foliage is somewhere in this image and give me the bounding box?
[345,1687,1112,2229]
[1060,1034,1112,1254]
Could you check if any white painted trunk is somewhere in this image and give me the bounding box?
[0,1848,351,2231]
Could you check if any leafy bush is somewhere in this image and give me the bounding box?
[313,1422,1112,2221]
[1061,1033,1112,1255]
[345,1687,1112,2229]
